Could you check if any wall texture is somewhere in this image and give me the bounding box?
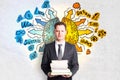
[0,0,120,80]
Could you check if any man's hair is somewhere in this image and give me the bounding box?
[54,22,66,30]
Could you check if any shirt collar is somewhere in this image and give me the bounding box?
[55,40,65,46]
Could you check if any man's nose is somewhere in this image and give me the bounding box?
[59,31,62,34]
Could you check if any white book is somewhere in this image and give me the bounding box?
[52,69,71,73]
[51,60,68,63]
[50,60,72,75]
[50,60,68,69]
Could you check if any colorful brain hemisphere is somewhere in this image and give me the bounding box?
[15,1,107,60]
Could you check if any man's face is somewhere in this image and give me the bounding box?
[54,25,66,41]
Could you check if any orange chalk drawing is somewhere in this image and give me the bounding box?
[75,44,83,52]
[73,2,81,9]
[86,49,91,55]
[75,18,86,26]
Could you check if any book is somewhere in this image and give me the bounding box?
[50,60,72,75]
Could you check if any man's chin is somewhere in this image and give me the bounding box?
[57,39,64,41]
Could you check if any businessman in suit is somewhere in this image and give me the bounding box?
[41,22,79,80]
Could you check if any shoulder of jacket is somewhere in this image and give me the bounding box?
[45,41,55,46]
[66,42,75,46]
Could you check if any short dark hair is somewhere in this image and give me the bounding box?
[54,22,66,30]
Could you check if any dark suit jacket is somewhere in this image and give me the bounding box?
[41,41,79,80]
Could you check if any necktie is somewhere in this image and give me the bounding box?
[58,44,62,60]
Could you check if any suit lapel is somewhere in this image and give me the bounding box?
[52,41,58,60]
[62,42,68,59]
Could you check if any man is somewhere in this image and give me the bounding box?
[41,22,79,80]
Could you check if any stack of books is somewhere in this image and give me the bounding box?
[50,60,72,75]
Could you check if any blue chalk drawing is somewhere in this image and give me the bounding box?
[15,35,23,44]
[28,45,34,51]
[16,15,24,23]
[24,39,41,45]
[15,30,26,44]
[28,29,43,35]
[14,0,57,60]
[39,45,45,52]
[24,10,33,20]
[48,9,55,19]
[35,18,46,26]
[34,7,45,16]
[21,21,33,28]
[15,30,26,36]
[43,17,60,44]
[29,51,37,60]
[41,0,50,8]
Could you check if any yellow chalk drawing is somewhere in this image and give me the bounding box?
[61,2,106,54]
[95,27,98,33]
[90,35,98,42]
[88,21,99,27]
[76,10,91,18]
[80,38,92,47]
[66,9,73,19]
[98,29,106,38]
[62,9,92,52]
[62,17,79,45]
[91,12,100,21]
[78,29,93,36]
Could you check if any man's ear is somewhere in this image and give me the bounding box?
[65,30,67,35]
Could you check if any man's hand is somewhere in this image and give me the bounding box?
[48,72,56,77]
[62,73,72,78]
[62,71,72,78]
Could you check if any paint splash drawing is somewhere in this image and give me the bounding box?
[15,1,106,60]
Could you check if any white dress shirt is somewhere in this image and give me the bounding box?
[55,41,65,57]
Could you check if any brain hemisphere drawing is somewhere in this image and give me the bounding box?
[15,1,106,60]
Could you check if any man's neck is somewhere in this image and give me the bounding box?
[56,40,65,43]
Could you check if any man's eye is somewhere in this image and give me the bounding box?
[56,30,59,32]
